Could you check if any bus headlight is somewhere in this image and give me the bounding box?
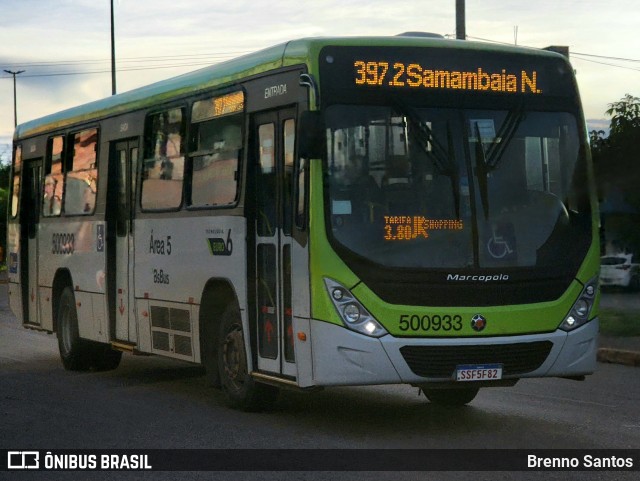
[324,278,388,338]
[560,277,598,332]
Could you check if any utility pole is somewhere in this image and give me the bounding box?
[110,0,116,95]
[4,69,25,127]
[456,0,466,40]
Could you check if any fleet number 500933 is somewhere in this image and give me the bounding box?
[398,314,463,332]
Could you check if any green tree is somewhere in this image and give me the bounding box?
[0,161,10,189]
[607,94,640,136]
[592,94,640,254]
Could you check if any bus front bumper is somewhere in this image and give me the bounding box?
[309,318,598,386]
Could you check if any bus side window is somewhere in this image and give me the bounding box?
[65,129,98,216]
[189,93,244,208]
[43,135,64,217]
[141,108,185,210]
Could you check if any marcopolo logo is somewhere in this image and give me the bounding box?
[8,451,39,469]
[471,314,487,332]
[446,273,509,282]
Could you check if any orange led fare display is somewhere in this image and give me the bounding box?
[384,216,464,241]
[354,61,541,94]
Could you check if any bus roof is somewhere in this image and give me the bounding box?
[15,35,566,140]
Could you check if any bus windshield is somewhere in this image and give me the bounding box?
[324,104,590,270]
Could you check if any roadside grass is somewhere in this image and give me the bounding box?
[599,308,640,337]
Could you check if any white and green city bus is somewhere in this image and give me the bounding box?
[7,35,600,410]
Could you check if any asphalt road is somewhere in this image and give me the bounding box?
[1,284,639,481]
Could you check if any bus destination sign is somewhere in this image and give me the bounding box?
[354,60,542,95]
[320,46,573,100]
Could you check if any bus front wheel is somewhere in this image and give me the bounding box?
[422,386,480,407]
[217,305,278,411]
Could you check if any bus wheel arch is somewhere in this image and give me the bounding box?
[199,279,240,388]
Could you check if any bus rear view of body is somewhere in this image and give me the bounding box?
[7,35,599,410]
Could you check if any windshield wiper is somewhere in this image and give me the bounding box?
[472,107,525,219]
[445,123,461,219]
[485,107,525,170]
[393,98,461,218]
[474,121,490,219]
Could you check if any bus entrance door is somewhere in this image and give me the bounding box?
[252,108,297,378]
[21,159,42,326]
[108,139,139,344]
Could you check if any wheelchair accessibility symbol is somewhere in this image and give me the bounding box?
[487,223,516,260]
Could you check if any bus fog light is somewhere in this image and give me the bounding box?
[343,303,361,323]
[565,316,576,327]
[364,322,377,334]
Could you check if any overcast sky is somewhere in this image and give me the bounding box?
[1,0,638,160]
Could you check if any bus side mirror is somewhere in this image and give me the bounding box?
[298,111,325,159]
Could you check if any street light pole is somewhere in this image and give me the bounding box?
[110,0,116,95]
[4,69,25,127]
[456,0,466,40]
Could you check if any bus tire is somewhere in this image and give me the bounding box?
[57,286,92,371]
[218,305,278,411]
[201,320,221,388]
[423,386,480,407]
[57,287,122,371]
[89,342,122,371]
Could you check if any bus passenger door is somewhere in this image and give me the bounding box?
[107,139,139,343]
[252,108,297,378]
[21,159,42,326]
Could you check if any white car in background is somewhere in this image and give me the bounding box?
[600,254,640,290]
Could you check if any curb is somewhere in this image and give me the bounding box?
[597,348,640,367]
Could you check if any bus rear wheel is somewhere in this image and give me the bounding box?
[422,386,480,407]
[217,305,278,411]
[57,286,121,371]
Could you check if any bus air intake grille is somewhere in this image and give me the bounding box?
[152,331,170,352]
[174,335,193,357]
[399,341,553,378]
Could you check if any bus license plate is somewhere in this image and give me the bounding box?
[456,364,503,382]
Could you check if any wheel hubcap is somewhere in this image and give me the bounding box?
[222,326,246,389]
[60,303,72,353]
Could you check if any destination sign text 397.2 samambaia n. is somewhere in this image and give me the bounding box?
[354,60,541,94]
